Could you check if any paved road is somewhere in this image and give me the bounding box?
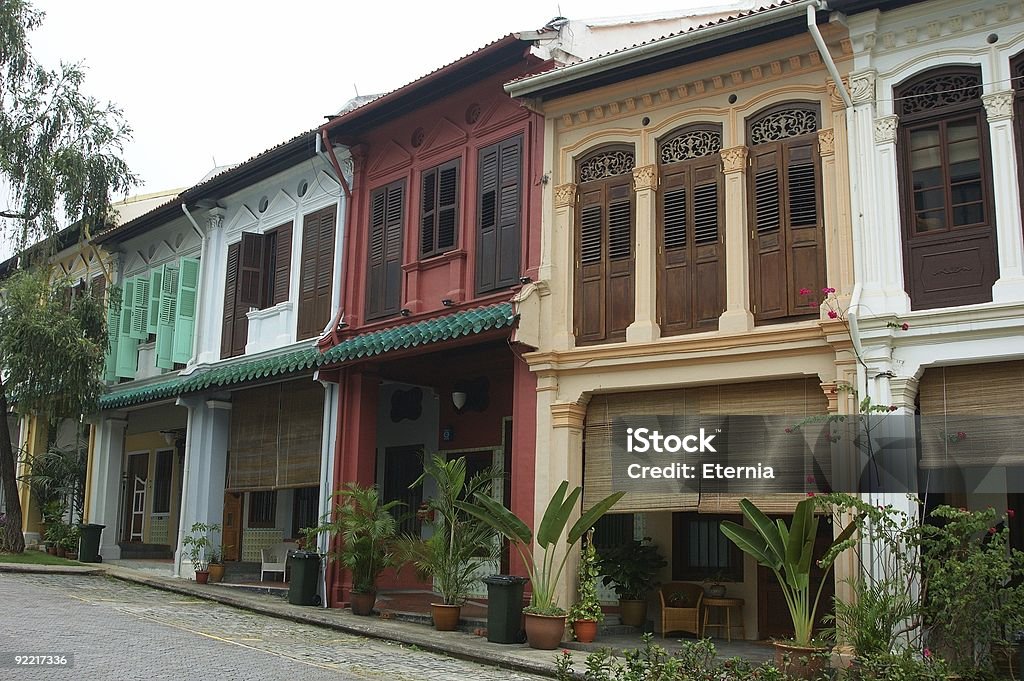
[0,573,548,680]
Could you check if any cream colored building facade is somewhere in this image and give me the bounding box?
[510,3,858,639]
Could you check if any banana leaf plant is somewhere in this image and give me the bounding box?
[720,497,857,647]
[458,481,624,616]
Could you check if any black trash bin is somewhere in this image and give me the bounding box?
[288,551,322,606]
[77,524,105,563]
[482,574,528,644]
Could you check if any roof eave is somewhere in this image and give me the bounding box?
[506,0,817,99]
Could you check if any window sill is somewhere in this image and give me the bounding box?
[246,301,294,321]
[402,248,467,273]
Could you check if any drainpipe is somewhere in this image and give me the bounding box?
[173,398,197,578]
[182,203,210,366]
[314,373,338,608]
[807,2,852,109]
[316,130,353,345]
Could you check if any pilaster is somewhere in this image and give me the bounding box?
[627,165,660,342]
[718,146,754,332]
[553,183,577,350]
[545,399,587,608]
[983,91,1024,301]
[195,208,227,365]
[88,415,128,560]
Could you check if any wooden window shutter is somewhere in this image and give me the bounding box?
[172,257,200,364]
[575,185,606,343]
[147,268,162,335]
[297,206,336,339]
[366,181,404,320]
[420,160,460,258]
[103,287,119,381]
[91,275,106,302]
[221,241,240,359]
[231,232,263,356]
[128,274,150,340]
[606,179,634,341]
[783,137,824,316]
[115,279,139,378]
[155,263,178,370]
[658,163,690,334]
[477,135,523,294]
[273,222,292,306]
[749,145,787,322]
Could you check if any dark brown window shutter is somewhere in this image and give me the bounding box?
[366,180,405,320]
[221,241,240,358]
[691,160,724,328]
[297,206,336,339]
[420,160,460,258]
[232,232,263,356]
[605,180,634,340]
[273,222,292,305]
[477,135,522,294]
[749,144,790,322]
[91,275,106,302]
[783,137,824,316]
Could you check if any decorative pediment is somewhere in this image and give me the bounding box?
[366,139,412,179]
[303,170,341,203]
[122,251,149,277]
[262,189,297,223]
[474,97,530,137]
[226,205,259,235]
[418,117,468,159]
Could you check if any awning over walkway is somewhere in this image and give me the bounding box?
[98,302,517,411]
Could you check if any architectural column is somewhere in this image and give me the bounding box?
[174,397,231,578]
[87,414,128,560]
[828,81,855,297]
[509,357,537,578]
[819,129,843,299]
[984,91,1024,301]
[552,183,577,350]
[544,397,587,608]
[718,146,754,332]
[194,209,226,365]
[627,164,660,342]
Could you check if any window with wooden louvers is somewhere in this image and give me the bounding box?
[366,180,405,320]
[658,127,724,335]
[420,159,460,258]
[477,135,522,294]
[221,241,241,359]
[747,105,824,323]
[896,67,997,310]
[575,147,635,345]
[296,207,336,339]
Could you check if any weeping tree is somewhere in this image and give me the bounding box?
[0,0,136,553]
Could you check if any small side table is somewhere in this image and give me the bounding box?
[702,597,745,642]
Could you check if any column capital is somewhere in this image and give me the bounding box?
[551,401,587,430]
[983,91,1014,122]
[631,164,658,191]
[720,146,748,174]
[827,78,851,110]
[889,376,920,411]
[849,70,877,105]
[553,183,577,208]
[818,128,836,157]
[874,115,899,144]
[206,208,226,231]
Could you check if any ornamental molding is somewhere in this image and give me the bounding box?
[827,77,851,109]
[553,183,577,208]
[849,71,876,105]
[659,129,722,163]
[749,108,818,145]
[853,6,1019,56]
[720,146,748,174]
[818,128,835,157]
[551,401,588,430]
[874,115,899,144]
[578,150,635,182]
[632,165,658,191]
[983,91,1014,121]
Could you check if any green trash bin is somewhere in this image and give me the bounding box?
[288,551,322,606]
[482,574,528,644]
[78,524,105,563]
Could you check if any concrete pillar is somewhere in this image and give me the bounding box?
[174,397,231,578]
[194,209,226,366]
[510,356,538,578]
[552,183,577,350]
[983,91,1024,302]
[543,398,587,609]
[88,414,128,560]
[718,146,754,332]
[627,164,660,342]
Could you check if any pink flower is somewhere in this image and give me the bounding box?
[562,649,571,656]
[901,322,910,331]
[889,405,899,412]
[989,527,997,535]
[785,427,793,433]
[799,288,812,296]
[806,475,816,483]
[821,287,836,294]
[1008,509,1017,519]
[807,492,816,497]
[923,648,932,659]
[827,310,839,319]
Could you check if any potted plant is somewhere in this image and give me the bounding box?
[207,544,226,583]
[395,454,500,631]
[183,521,220,584]
[704,571,727,599]
[318,483,402,615]
[568,529,603,643]
[598,537,667,628]
[720,497,855,679]
[459,480,624,650]
[44,522,64,556]
[62,525,80,560]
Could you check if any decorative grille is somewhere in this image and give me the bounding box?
[578,150,635,182]
[749,109,818,144]
[898,73,982,115]
[659,129,723,164]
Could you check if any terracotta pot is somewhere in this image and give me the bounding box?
[194,570,210,584]
[431,603,461,631]
[208,563,226,583]
[46,545,58,556]
[65,551,78,561]
[618,599,647,627]
[55,546,66,558]
[573,619,598,643]
[350,591,376,616]
[524,613,566,650]
[773,641,830,680]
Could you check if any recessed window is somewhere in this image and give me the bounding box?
[420,158,460,258]
[672,513,744,581]
[248,490,277,528]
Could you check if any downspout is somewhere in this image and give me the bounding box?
[316,130,353,345]
[807,2,852,109]
[173,398,197,578]
[182,203,209,366]
[314,372,338,608]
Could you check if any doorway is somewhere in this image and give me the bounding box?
[222,492,242,561]
[124,453,149,542]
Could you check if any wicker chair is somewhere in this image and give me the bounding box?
[659,582,704,638]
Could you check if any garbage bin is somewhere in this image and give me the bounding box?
[77,524,105,563]
[288,551,322,606]
[482,574,528,644]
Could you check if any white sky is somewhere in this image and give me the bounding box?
[0,0,735,260]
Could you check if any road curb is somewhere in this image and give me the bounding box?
[102,567,561,679]
[0,562,104,576]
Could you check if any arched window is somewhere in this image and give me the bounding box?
[746,104,824,323]
[896,66,997,309]
[657,125,724,335]
[575,145,635,345]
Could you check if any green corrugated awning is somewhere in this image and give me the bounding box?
[96,301,517,412]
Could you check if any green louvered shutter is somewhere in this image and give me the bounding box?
[172,257,200,364]
[129,275,150,340]
[103,291,121,382]
[155,264,179,370]
[148,269,162,335]
[115,279,140,378]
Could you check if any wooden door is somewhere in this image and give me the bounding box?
[123,453,149,542]
[222,492,242,561]
[381,446,423,536]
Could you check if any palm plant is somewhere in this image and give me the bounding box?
[395,454,500,605]
[321,483,402,594]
